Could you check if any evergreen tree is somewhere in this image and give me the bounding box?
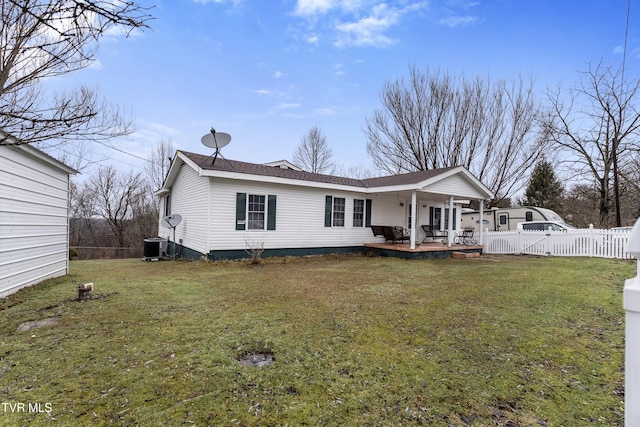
[521,160,564,212]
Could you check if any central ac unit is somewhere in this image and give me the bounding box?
[143,237,167,260]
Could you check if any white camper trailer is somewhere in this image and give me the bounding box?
[461,206,565,232]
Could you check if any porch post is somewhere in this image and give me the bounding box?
[410,190,417,249]
[447,196,454,247]
[479,200,484,245]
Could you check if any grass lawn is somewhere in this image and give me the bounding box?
[0,255,633,426]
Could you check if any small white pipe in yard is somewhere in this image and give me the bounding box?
[624,217,640,425]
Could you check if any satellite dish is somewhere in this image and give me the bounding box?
[201,127,233,166]
[201,132,231,149]
[161,214,182,259]
[161,213,182,229]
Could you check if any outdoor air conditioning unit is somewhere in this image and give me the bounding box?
[143,237,167,261]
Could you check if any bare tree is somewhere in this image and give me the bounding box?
[145,138,174,191]
[365,66,543,206]
[88,165,145,247]
[69,179,97,246]
[0,0,152,167]
[332,162,374,179]
[541,61,640,227]
[292,126,334,174]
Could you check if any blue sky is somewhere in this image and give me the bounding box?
[54,0,639,176]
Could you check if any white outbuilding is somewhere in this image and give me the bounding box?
[0,130,78,297]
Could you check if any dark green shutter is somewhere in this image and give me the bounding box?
[236,193,246,230]
[365,199,372,227]
[429,207,434,225]
[267,195,277,230]
[324,196,333,227]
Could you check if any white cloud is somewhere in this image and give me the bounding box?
[273,70,288,78]
[274,103,302,110]
[250,89,272,96]
[294,1,428,48]
[88,59,103,70]
[294,0,335,16]
[193,0,241,4]
[314,107,334,116]
[439,15,478,27]
[306,34,320,44]
[334,3,400,47]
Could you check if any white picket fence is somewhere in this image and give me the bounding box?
[480,226,633,259]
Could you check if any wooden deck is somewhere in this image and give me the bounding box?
[363,242,483,259]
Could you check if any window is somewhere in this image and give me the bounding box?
[525,211,533,222]
[236,193,277,231]
[326,196,369,227]
[164,193,171,217]
[431,207,458,230]
[499,214,508,225]
[353,199,364,227]
[247,194,265,230]
[430,207,442,229]
[333,197,345,227]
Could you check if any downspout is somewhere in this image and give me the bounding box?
[410,190,417,249]
[447,196,454,247]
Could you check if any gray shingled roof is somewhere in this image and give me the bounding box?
[180,151,461,188]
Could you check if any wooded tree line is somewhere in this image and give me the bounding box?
[68,140,172,249]
[296,63,640,228]
[519,159,640,228]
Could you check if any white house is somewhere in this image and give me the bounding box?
[0,130,78,297]
[155,151,494,260]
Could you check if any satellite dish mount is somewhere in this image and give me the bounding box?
[161,213,182,258]
[201,127,232,166]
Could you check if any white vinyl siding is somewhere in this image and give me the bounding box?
[201,179,375,250]
[427,174,487,199]
[158,165,210,255]
[0,145,74,297]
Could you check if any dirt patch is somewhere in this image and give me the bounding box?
[238,353,274,367]
[16,317,60,332]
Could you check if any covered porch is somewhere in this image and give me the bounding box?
[363,166,495,251]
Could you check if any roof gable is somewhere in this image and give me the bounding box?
[0,129,78,176]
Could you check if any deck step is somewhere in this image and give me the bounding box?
[451,251,480,259]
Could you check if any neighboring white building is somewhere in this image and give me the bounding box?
[155,151,494,260]
[0,130,77,297]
